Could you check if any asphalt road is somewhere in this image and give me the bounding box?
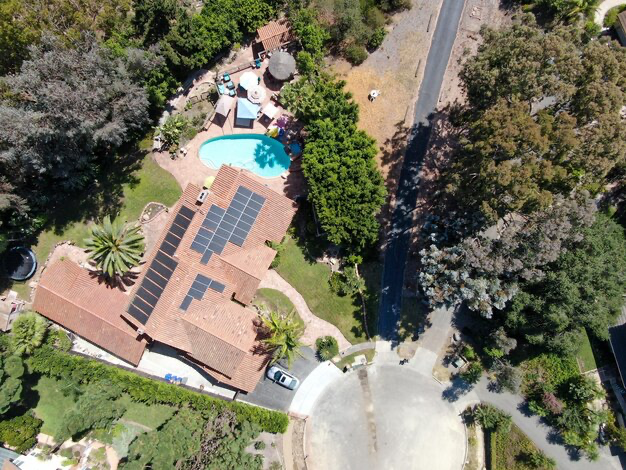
[378,0,466,340]
[242,346,318,410]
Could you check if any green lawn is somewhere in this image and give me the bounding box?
[576,330,598,373]
[491,424,553,470]
[118,395,175,429]
[275,236,378,344]
[32,376,76,436]
[11,152,181,300]
[252,288,304,328]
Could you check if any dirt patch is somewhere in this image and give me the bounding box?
[329,0,442,193]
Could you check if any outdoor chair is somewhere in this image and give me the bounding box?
[223,73,231,82]
[255,58,262,68]
[217,83,225,95]
[228,88,236,97]
[226,81,235,90]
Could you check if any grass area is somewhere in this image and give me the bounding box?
[335,348,376,370]
[252,288,304,325]
[118,395,175,429]
[398,296,428,341]
[32,376,76,436]
[275,236,377,344]
[10,151,181,300]
[576,329,598,373]
[491,424,553,470]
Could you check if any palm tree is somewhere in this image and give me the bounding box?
[261,310,304,368]
[84,215,144,280]
[10,312,47,356]
[564,0,599,20]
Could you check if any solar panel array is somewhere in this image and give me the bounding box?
[179,274,226,311]
[190,186,266,264]
[127,205,195,325]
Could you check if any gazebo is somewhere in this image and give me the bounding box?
[268,52,296,81]
[235,98,260,127]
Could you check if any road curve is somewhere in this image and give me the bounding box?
[377,0,466,340]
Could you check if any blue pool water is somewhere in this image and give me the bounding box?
[198,134,291,178]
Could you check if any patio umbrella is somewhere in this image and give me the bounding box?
[239,71,258,90]
[262,102,278,119]
[247,85,267,104]
[215,95,235,116]
[268,52,296,81]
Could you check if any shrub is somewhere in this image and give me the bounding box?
[254,440,266,450]
[315,336,339,361]
[28,345,289,433]
[267,239,286,269]
[542,392,564,415]
[0,413,42,452]
[345,44,368,65]
[328,272,344,295]
[604,5,626,27]
[462,345,476,361]
[461,362,483,384]
[473,404,512,433]
[368,28,387,49]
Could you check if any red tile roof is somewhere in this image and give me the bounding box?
[256,19,294,51]
[33,260,146,365]
[123,166,296,391]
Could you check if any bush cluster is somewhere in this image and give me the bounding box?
[0,413,42,452]
[315,336,339,361]
[28,346,289,433]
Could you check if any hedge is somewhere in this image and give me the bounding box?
[28,346,288,433]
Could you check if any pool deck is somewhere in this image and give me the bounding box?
[154,47,306,201]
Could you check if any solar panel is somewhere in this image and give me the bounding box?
[174,213,191,229]
[164,232,181,248]
[210,280,226,293]
[201,250,213,264]
[238,186,253,198]
[230,235,245,247]
[250,193,265,204]
[143,278,163,297]
[155,251,178,271]
[136,287,159,306]
[127,304,149,324]
[145,269,167,289]
[169,223,186,239]
[132,297,154,316]
[160,240,177,256]
[179,205,195,220]
[180,296,193,311]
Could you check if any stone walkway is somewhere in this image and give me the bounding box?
[260,270,352,351]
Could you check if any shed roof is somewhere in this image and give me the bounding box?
[256,19,293,51]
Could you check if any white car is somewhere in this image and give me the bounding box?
[266,365,300,390]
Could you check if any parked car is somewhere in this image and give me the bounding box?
[266,365,300,390]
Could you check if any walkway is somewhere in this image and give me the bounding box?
[260,270,352,351]
[595,0,626,26]
[378,0,466,339]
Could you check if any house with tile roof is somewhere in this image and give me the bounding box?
[34,165,296,393]
[255,19,294,53]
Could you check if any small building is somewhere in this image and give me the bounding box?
[235,98,260,128]
[616,11,626,46]
[255,19,294,54]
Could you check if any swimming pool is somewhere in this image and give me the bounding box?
[198,134,291,178]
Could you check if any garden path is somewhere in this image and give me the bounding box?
[259,270,352,351]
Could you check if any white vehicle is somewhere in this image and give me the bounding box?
[266,365,300,390]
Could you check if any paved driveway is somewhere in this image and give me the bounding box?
[308,362,465,470]
[242,347,318,410]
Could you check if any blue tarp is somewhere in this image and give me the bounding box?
[236,98,260,120]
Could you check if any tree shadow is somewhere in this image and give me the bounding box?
[442,376,474,402]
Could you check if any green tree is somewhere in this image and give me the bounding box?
[10,312,48,356]
[133,0,180,46]
[315,336,339,361]
[302,118,386,254]
[0,356,25,415]
[505,213,626,354]
[261,311,304,368]
[55,382,126,443]
[85,215,145,280]
[291,8,330,60]
[460,362,483,384]
[0,413,42,453]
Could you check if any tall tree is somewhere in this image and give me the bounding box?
[505,213,626,354]
[261,310,304,368]
[0,35,149,202]
[10,312,48,356]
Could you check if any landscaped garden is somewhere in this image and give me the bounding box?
[0,314,287,468]
[275,236,379,344]
[9,145,181,300]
